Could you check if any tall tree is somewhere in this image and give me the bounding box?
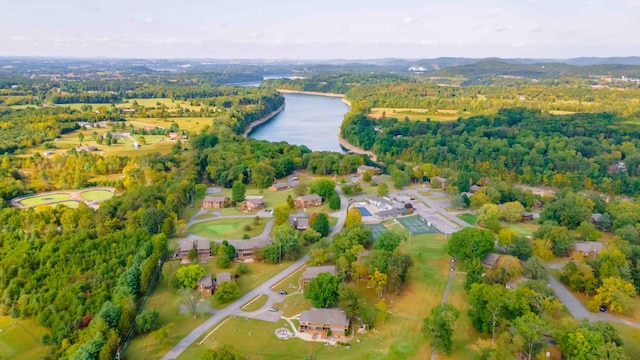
[175,264,206,288]
[514,313,547,360]
[312,212,330,237]
[421,303,460,355]
[447,228,495,261]
[304,272,340,308]
[231,180,246,203]
[345,207,362,228]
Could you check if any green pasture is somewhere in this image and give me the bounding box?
[189,218,266,240]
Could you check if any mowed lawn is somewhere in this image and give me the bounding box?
[19,193,71,206]
[80,189,115,202]
[188,218,267,240]
[457,213,478,226]
[0,316,49,360]
[369,107,468,122]
[178,230,456,360]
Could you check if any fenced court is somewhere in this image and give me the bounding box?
[397,215,439,234]
[364,223,388,240]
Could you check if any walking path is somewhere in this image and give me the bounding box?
[160,187,348,359]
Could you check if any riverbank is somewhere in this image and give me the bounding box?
[276,89,345,98]
[338,134,379,163]
[242,103,286,138]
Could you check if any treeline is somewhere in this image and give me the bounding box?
[262,73,410,94]
[0,153,198,359]
[342,108,640,195]
[50,92,123,104]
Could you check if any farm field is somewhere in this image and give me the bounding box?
[188,218,267,240]
[0,315,49,360]
[369,107,470,121]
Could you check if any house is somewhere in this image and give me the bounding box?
[168,132,178,140]
[241,197,265,212]
[294,194,322,209]
[299,308,350,339]
[44,151,54,156]
[196,240,211,260]
[590,213,603,224]
[481,252,501,268]
[302,266,337,288]
[431,176,447,189]
[357,165,382,176]
[522,212,534,222]
[574,241,605,257]
[289,213,310,231]
[121,108,136,113]
[269,181,291,192]
[607,161,627,174]
[202,196,228,209]
[176,239,195,261]
[133,141,141,149]
[469,185,481,194]
[75,145,98,152]
[234,237,272,259]
[197,274,214,296]
[215,272,233,289]
[103,132,123,140]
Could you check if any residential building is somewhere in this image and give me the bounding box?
[299,308,350,339]
[294,194,322,208]
[289,213,310,230]
[269,181,291,192]
[357,165,382,176]
[196,240,211,260]
[574,241,605,258]
[216,272,233,288]
[302,265,337,288]
[168,132,178,140]
[241,197,265,212]
[76,145,98,152]
[197,274,214,296]
[522,212,534,222]
[469,185,480,194]
[431,176,447,189]
[202,196,228,209]
[176,239,195,261]
[481,252,501,268]
[590,213,603,224]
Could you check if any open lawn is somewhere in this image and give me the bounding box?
[612,324,640,360]
[189,218,267,240]
[51,200,81,208]
[193,213,218,221]
[271,293,309,317]
[270,266,305,293]
[369,108,465,122]
[500,221,538,236]
[19,193,70,206]
[80,189,115,202]
[457,213,478,226]
[0,316,49,360]
[241,294,269,312]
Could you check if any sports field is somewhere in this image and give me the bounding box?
[19,193,71,206]
[397,215,439,234]
[364,223,388,240]
[81,189,115,202]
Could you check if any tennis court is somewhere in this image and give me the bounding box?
[397,215,439,234]
[364,223,388,240]
[357,207,372,216]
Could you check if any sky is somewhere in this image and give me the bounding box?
[1,0,640,59]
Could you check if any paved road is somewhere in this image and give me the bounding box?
[160,186,348,359]
[547,271,640,329]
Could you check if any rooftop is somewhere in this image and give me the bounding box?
[216,272,233,284]
[198,274,213,288]
[196,240,210,251]
[203,196,227,203]
[297,194,322,201]
[303,265,337,279]
[481,252,501,268]
[300,308,349,327]
[574,241,605,254]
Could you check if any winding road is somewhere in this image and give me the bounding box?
[160,187,348,360]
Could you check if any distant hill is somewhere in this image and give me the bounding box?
[427,60,640,81]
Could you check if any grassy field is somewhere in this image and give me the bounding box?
[178,229,456,359]
[19,193,71,206]
[241,294,269,312]
[457,213,478,226]
[612,323,640,360]
[80,189,115,202]
[193,213,218,221]
[0,316,49,360]
[500,221,538,236]
[189,218,267,240]
[52,200,81,208]
[369,108,467,122]
[270,266,305,293]
[271,293,309,317]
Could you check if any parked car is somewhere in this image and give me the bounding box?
[292,177,299,181]
[278,291,287,295]
[599,305,607,313]
[269,307,279,312]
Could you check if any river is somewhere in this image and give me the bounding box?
[248,92,349,152]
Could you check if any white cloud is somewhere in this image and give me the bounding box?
[144,18,155,24]
[619,0,640,8]
[512,41,530,47]
[402,17,416,25]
